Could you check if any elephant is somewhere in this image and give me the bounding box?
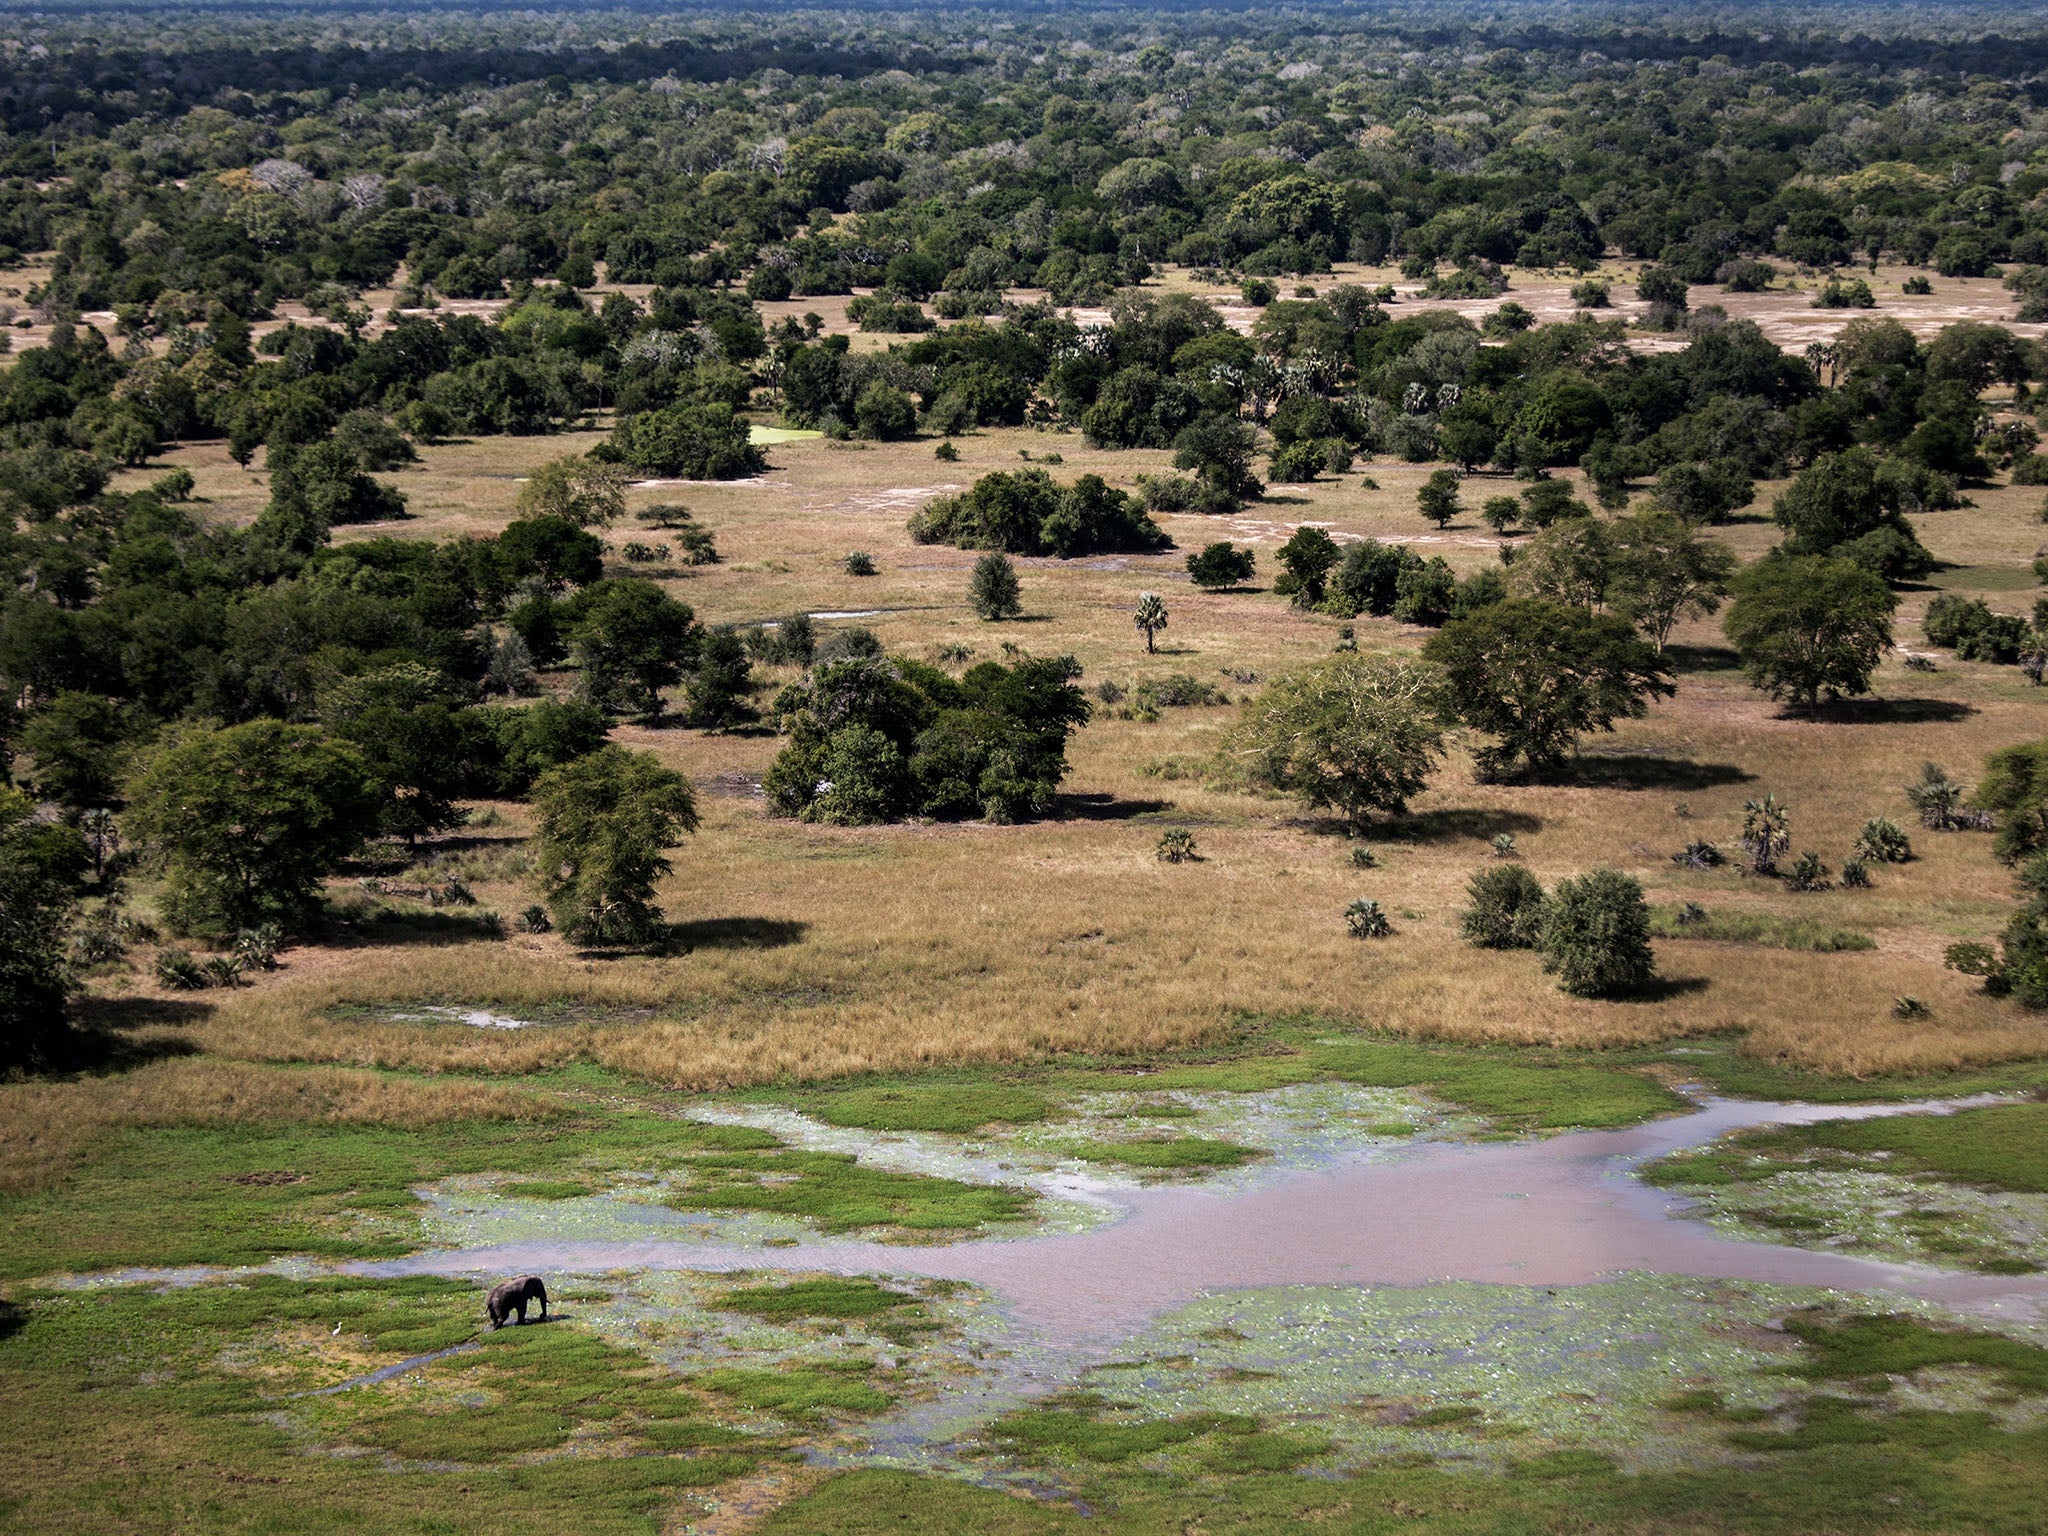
[485,1275,549,1329]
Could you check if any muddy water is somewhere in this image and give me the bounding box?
[366,1095,2048,1341]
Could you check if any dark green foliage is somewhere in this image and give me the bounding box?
[910,470,1164,558]
[1723,555,1897,710]
[1171,413,1263,509]
[1423,599,1674,780]
[530,744,698,945]
[1541,867,1656,997]
[969,552,1023,621]
[1344,897,1393,938]
[1977,741,2048,864]
[1854,816,1913,864]
[457,700,610,797]
[20,690,134,813]
[1925,594,2030,663]
[686,629,756,731]
[1652,459,1754,524]
[1417,467,1462,528]
[561,578,700,719]
[1769,447,1933,576]
[764,651,1089,825]
[125,721,381,935]
[0,789,80,1072]
[1785,850,1832,892]
[322,663,469,844]
[610,402,764,479]
[1186,541,1255,590]
[1273,526,1341,608]
[1461,863,1548,949]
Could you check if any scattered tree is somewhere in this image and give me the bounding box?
[1274,526,1341,608]
[0,786,81,1072]
[1607,510,1737,650]
[125,721,381,934]
[1417,468,1462,529]
[1187,542,1256,590]
[969,553,1023,621]
[1133,592,1169,653]
[1722,555,1896,710]
[564,578,701,719]
[1541,867,1656,996]
[1461,864,1548,949]
[1228,652,1447,826]
[515,453,630,529]
[1423,599,1675,780]
[530,745,698,945]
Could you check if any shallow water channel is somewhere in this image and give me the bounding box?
[372,1093,2048,1339]
[333,1089,2048,1480]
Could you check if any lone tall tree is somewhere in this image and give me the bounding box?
[969,553,1023,621]
[1418,468,1462,530]
[1723,554,1896,711]
[1227,652,1447,827]
[530,745,699,946]
[1133,592,1169,653]
[1423,599,1674,780]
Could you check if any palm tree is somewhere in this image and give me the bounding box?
[1134,592,1168,653]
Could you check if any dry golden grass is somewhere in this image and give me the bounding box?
[60,268,2048,1093]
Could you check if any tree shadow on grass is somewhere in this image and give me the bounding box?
[0,1299,23,1343]
[1799,697,1977,725]
[334,909,510,946]
[60,996,209,1073]
[1055,792,1174,822]
[1380,808,1545,843]
[1610,975,1712,1004]
[661,917,809,953]
[1663,643,1742,674]
[1562,753,1755,792]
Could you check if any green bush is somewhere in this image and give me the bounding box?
[1460,864,1548,949]
[1187,542,1256,590]
[1540,868,1655,997]
[1854,816,1912,863]
[1344,898,1392,938]
[1785,851,1832,892]
[969,552,1022,620]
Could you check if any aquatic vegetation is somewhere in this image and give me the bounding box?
[1052,1136,1260,1171]
[807,1086,1058,1135]
[1646,1104,2048,1273]
[676,1150,1035,1234]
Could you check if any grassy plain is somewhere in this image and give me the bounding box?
[9,263,2048,1534]
[91,367,2048,1093]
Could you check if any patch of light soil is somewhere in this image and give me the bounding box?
[386,1006,534,1030]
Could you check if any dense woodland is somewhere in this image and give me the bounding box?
[7,2,2048,1068]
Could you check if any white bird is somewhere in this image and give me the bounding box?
[332,1323,342,1336]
